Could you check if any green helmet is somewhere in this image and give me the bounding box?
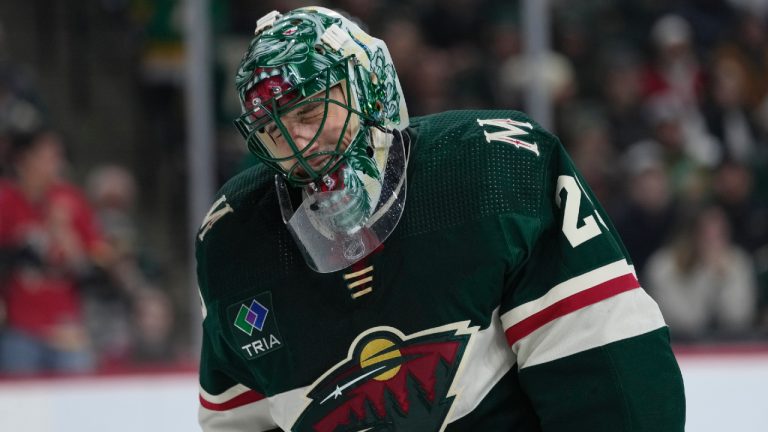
[234,7,410,273]
[233,6,409,187]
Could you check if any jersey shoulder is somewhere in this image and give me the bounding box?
[195,163,286,296]
[199,162,277,236]
[214,162,275,215]
[399,110,561,237]
[409,109,560,160]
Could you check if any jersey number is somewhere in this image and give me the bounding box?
[555,175,602,247]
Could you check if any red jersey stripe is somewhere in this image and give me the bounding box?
[505,273,641,346]
[199,389,266,411]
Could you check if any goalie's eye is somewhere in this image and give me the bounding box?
[265,124,281,138]
[300,102,325,118]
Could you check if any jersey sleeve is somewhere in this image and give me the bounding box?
[198,323,279,432]
[499,133,685,431]
[196,214,278,432]
[195,169,291,431]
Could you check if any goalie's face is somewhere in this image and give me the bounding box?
[238,60,364,185]
[256,85,358,179]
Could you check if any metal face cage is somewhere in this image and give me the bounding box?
[234,57,374,186]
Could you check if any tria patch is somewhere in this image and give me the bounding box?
[227,292,284,360]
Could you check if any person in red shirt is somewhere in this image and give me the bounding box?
[0,129,108,374]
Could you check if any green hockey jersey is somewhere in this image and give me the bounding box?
[195,110,685,431]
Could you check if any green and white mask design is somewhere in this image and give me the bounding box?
[234,7,409,272]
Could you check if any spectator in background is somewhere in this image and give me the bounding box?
[86,164,150,295]
[600,47,651,152]
[84,164,177,367]
[703,51,763,163]
[485,12,522,109]
[0,128,108,374]
[561,109,621,211]
[716,10,768,110]
[0,19,47,176]
[643,14,704,109]
[129,287,178,364]
[711,159,768,253]
[498,48,577,122]
[644,204,757,342]
[641,94,710,204]
[614,142,678,274]
[0,80,44,176]
[82,165,142,366]
[644,14,721,167]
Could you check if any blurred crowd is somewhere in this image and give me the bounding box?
[0,37,182,373]
[1,0,768,375]
[0,128,182,375]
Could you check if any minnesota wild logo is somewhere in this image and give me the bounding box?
[291,324,472,431]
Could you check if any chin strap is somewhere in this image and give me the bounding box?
[391,127,411,162]
[275,174,295,225]
[366,129,409,226]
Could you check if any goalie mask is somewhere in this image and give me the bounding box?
[234,7,409,273]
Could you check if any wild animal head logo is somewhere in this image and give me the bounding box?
[291,325,472,431]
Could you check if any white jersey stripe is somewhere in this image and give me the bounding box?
[199,384,276,431]
[199,399,275,432]
[500,259,635,330]
[447,308,516,423]
[512,288,666,369]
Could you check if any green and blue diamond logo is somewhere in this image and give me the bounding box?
[234,299,269,336]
